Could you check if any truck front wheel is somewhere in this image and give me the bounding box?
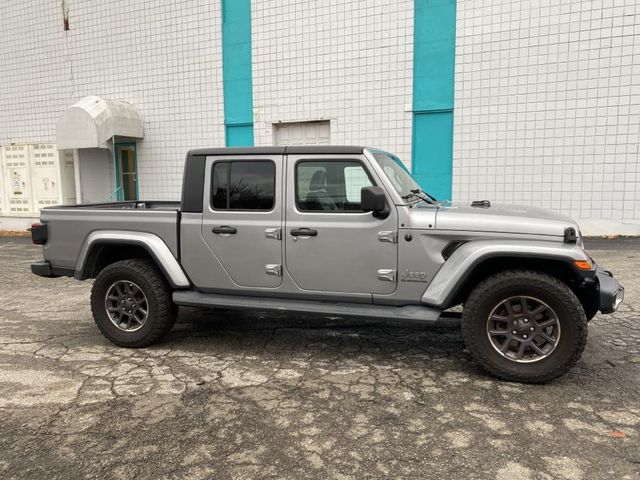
[90,259,177,347]
[462,270,588,383]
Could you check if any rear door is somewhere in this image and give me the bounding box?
[284,154,398,295]
[201,155,283,288]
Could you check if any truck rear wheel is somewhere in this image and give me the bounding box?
[462,270,587,383]
[90,259,177,347]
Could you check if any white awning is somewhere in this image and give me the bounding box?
[56,95,143,150]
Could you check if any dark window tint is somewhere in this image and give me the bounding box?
[229,162,275,209]
[211,161,275,210]
[211,162,229,209]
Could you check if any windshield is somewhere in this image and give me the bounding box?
[371,152,424,200]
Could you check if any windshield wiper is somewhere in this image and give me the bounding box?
[413,188,438,203]
[401,189,437,205]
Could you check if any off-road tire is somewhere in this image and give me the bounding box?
[462,270,588,383]
[91,259,177,347]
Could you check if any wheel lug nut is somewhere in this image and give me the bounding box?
[523,334,528,339]
[524,318,529,323]
[512,330,517,335]
[530,326,535,331]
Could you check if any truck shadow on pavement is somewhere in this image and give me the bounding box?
[161,306,471,366]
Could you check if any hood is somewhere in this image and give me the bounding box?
[411,202,579,238]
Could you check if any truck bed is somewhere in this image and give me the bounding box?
[40,201,181,271]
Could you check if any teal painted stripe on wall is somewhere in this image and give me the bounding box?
[412,112,453,199]
[225,124,253,147]
[411,0,456,200]
[222,0,254,146]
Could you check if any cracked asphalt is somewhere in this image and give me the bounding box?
[0,237,639,479]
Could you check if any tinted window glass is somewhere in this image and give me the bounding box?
[211,162,229,209]
[296,161,373,212]
[211,161,275,210]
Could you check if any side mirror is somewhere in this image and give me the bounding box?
[361,186,389,219]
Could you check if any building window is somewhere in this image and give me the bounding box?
[296,160,373,212]
[211,160,275,211]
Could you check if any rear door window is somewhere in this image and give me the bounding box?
[211,161,275,210]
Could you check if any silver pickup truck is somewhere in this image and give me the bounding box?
[31,146,624,382]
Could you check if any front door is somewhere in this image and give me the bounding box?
[284,154,398,295]
[115,143,138,201]
[201,155,283,289]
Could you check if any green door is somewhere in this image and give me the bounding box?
[115,143,139,201]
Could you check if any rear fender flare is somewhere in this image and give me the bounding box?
[75,230,190,288]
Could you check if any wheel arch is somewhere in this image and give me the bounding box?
[75,231,190,289]
[422,240,594,310]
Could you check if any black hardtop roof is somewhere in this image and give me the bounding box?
[181,146,385,213]
[188,145,366,156]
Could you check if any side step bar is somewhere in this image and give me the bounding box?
[173,290,442,323]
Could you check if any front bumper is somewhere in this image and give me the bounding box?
[596,268,624,314]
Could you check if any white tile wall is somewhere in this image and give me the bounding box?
[0,0,225,200]
[2,0,638,235]
[453,0,640,234]
[251,0,415,166]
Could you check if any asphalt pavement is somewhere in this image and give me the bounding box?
[0,236,638,479]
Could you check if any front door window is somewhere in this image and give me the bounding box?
[295,160,374,212]
[115,144,138,201]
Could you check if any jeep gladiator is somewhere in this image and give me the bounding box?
[30,146,624,382]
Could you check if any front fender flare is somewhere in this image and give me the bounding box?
[421,240,591,308]
[75,230,190,288]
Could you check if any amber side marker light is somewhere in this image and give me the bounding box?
[573,260,592,270]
